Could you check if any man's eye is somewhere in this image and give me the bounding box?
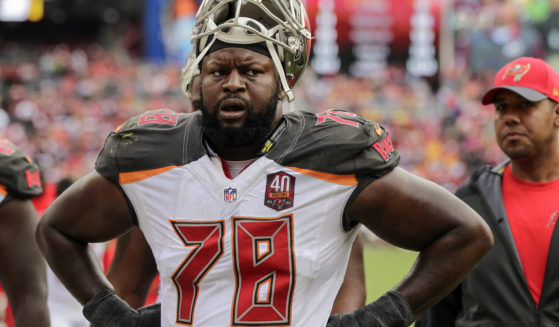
[246,70,260,76]
[521,101,534,108]
[210,70,226,76]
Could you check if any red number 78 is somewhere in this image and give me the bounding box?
[170,215,295,326]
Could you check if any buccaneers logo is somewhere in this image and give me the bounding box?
[502,63,530,82]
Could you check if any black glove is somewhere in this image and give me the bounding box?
[83,289,161,327]
[326,290,413,327]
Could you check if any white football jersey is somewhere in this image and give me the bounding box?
[96,109,399,326]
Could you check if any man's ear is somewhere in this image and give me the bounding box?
[278,89,286,100]
[554,102,559,127]
[278,86,285,101]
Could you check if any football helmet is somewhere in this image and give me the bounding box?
[184,0,312,111]
[180,49,200,99]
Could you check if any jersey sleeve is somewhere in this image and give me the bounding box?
[278,110,400,230]
[280,110,399,179]
[307,109,399,196]
[352,118,399,188]
[0,139,43,205]
[351,118,399,179]
[95,109,202,184]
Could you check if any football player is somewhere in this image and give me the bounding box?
[0,139,49,326]
[107,53,367,314]
[36,0,493,326]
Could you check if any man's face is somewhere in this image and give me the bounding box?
[200,47,282,147]
[493,89,559,160]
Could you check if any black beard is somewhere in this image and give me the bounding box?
[200,88,279,147]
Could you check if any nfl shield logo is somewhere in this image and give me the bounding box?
[224,187,237,203]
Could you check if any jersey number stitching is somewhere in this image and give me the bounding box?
[0,139,15,156]
[171,221,225,325]
[316,110,359,127]
[138,109,180,126]
[171,215,296,326]
[232,215,296,326]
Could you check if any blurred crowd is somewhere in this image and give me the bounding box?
[1,0,559,191]
[0,43,191,184]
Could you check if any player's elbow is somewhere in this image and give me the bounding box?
[458,212,494,261]
[35,214,65,258]
[35,217,50,255]
[476,218,494,255]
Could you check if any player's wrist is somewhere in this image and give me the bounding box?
[327,290,413,327]
[82,288,137,327]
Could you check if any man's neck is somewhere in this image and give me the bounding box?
[510,150,559,183]
[211,143,262,161]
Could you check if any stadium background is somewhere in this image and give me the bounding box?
[1,0,558,320]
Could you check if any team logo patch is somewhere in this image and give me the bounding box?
[224,187,237,203]
[265,172,295,211]
[502,63,530,82]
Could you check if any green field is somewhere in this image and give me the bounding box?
[363,245,419,325]
[363,245,419,303]
[364,245,418,301]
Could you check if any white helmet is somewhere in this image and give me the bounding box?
[180,48,200,99]
[184,0,312,111]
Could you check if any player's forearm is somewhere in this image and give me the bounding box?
[394,220,493,319]
[36,222,113,304]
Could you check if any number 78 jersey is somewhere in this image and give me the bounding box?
[96,109,399,326]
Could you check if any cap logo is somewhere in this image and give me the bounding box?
[502,63,530,82]
[554,87,559,97]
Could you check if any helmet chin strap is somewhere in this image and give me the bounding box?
[266,40,295,112]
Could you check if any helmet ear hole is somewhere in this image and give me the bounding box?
[294,48,304,66]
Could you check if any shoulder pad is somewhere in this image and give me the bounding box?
[273,110,399,178]
[95,110,205,183]
[0,139,42,200]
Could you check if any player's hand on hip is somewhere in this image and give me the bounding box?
[83,288,160,327]
[326,291,413,327]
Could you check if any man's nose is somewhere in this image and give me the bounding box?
[503,108,521,125]
[223,70,246,93]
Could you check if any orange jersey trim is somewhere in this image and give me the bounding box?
[0,185,6,196]
[119,166,181,184]
[286,166,357,186]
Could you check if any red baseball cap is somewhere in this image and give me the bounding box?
[481,57,559,105]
